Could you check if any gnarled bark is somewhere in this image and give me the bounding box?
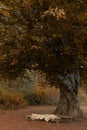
[54,71,82,118]
[54,86,81,117]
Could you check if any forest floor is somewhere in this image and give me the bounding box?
[0,105,87,130]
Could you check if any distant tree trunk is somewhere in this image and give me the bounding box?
[54,71,82,117]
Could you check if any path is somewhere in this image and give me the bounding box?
[0,106,87,130]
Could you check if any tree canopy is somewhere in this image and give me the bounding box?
[0,0,87,82]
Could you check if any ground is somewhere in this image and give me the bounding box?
[0,105,87,130]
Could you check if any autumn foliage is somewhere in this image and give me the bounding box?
[0,0,87,82]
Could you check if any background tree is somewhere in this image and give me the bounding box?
[0,0,87,117]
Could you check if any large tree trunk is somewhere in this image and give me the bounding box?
[54,86,81,117]
[54,71,82,118]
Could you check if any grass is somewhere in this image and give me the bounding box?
[0,83,87,109]
[0,85,59,109]
[0,88,27,109]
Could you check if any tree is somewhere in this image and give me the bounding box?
[0,0,87,117]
